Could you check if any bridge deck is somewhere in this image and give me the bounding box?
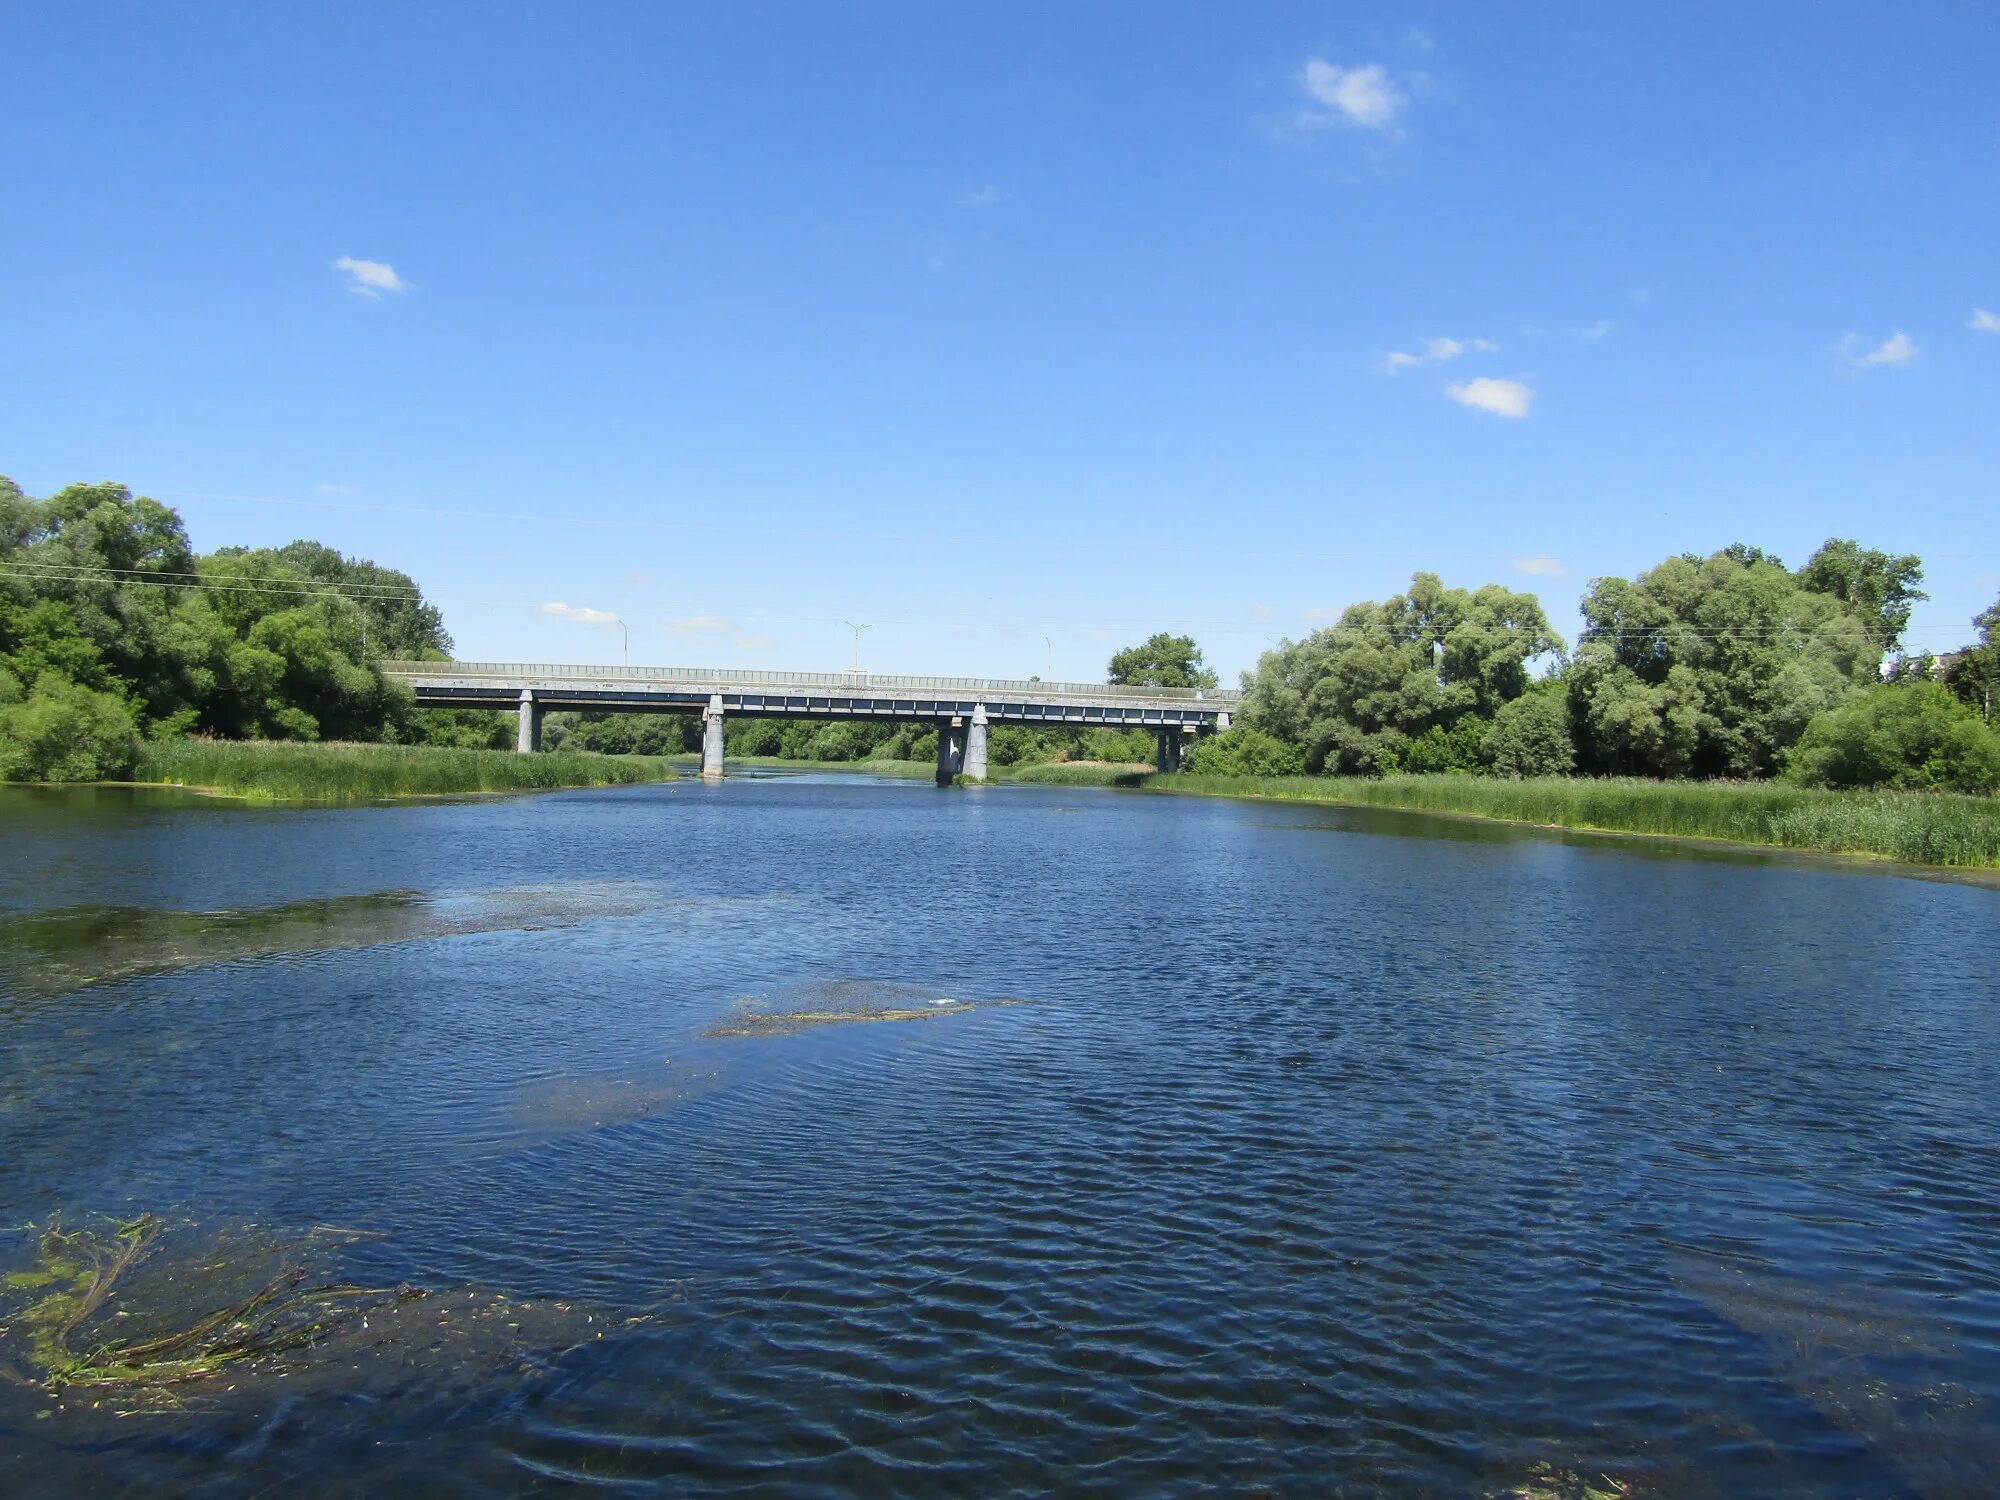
[380,661,1240,730]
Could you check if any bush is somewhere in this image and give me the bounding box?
[1395,718,1490,775]
[1786,681,2000,793]
[0,675,142,782]
[1185,726,1304,777]
[1487,689,1576,778]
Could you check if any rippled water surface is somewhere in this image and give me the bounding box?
[2,775,1998,1497]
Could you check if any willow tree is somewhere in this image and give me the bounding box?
[1241,573,1560,774]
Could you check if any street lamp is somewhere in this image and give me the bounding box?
[842,620,874,674]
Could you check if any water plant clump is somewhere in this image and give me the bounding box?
[129,738,677,801]
[705,978,1029,1037]
[0,1215,627,1411]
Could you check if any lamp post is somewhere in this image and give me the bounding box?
[842,620,873,674]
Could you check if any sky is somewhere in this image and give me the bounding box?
[3,2,1996,683]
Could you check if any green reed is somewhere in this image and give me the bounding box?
[1143,773,2000,867]
[133,739,676,802]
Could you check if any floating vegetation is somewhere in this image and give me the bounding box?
[0,882,663,998]
[706,978,1029,1038]
[0,1214,633,1415]
[1496,1466,1630,1500]
[509,1056,732,1133]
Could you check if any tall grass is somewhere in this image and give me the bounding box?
[134,739,676,802]
[999,762,1152,787]
[669,754,936,779]
[1145,773,2000,868]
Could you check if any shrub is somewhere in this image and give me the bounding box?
[1786,681,2000,793]
[1185,726,1305,777]
[1487,689,1576,778]
[0,675,142,782]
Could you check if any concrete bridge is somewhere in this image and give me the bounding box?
[380,660,1239,784]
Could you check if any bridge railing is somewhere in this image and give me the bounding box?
[378,660,1242,704]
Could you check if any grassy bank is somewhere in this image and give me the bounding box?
[133,739,677,801]
[669,754,936,780]
[998,761,1153,787]
[1138,773,2000,868]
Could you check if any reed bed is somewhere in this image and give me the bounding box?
[134,739,675,801]
[999,762,1152,787]
[1148,773,2000,868]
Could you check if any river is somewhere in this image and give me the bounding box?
[2,774,1997,1497]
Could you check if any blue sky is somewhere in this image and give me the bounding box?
[3,3,1996,681]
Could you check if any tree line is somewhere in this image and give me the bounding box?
[3,474,1995,794]
[1189,543,1998,793]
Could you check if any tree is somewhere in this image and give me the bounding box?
[1485,688,1576,778]
[1943,593,2000,723]
[1798,538,1926,654]
[1184,726,1304,776]
[1785,681,2000,793]
[1240,573,1560,774]
[1107,633,1218,690]
[1569,548,1878,778]
[0,675,141,782]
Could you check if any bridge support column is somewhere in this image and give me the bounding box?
[964,704,989,782]
[516,689,541,753]
[702,694,725,780]
[935,717,965,785]
[1155,728,1184,773]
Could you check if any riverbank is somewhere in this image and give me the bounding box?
[1131,772,2000,868]
[668,754,936,779]
[129,739,678,801]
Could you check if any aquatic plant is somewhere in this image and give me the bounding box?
[1134,773,2000,868]
[130,738,676,801]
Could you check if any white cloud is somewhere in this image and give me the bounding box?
[627,568,654,587]
[1086,627,1113,642]
[1580,319,1614,340]
[956,185,1007,207]
[539,601,620,627]
[1971,308,2000,334]
[1841,330,1918,368]
[1447,376,1535,418]
[665,614,731,634]
[1513,554,1566,576]
[1301,59,1406,130]
[1250,602,1274,620]
[1381,335,1496,373]
[332,256,408,298]
[1301,606,1344,621]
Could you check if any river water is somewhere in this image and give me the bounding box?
[1,774,1997,1498]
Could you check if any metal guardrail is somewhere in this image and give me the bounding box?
[379,660,1243,704]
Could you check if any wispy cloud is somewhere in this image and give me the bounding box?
[1971,308,2000,335]
[1300,59,1406,130]
[332,256,408,298]
[627,568,654,587]
[1513,554,1566,576]
[1382,336,1496,373]
[1447,376,1535,419]
[665,614,731,634]
[539,601,619,627]
[1301,606,1343,621]
[1580,319,1614,341]
[956,185,1008,207]
[1840,330,1918,369]
[1250,602,1274,620]
[314,483,353,494]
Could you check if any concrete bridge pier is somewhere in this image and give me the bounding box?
[702,694,725,780]
[935,717,966,785]
[1155,728,1184,773]
[516,688,542,753]
[964,703,989,783]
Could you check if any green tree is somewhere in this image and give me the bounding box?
[1785,681,2000,793]
[1107,633,1218,690]
[1485,686,1576,778]
[1184,726,1305,776]
[1570,548,1879,778]
[0,675,141,781]
[1797,538,1926,653]
[1241,573,1560,774]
